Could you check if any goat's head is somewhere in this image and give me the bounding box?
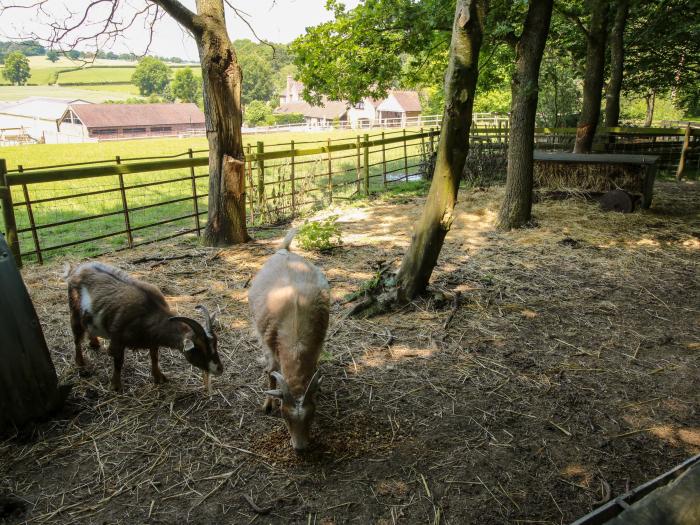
[266,370,322,452]
[169,305,224,376]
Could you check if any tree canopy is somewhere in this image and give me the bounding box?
[2,51,30,85]
[171,67,201,103]
[131,57,172,96]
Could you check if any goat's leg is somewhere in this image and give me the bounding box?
[149,347,168,385]
[262,371,277,413]
[109,343,125,392]
[89,336,100,350]
[69,289,86,367]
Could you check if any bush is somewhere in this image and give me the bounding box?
[245,100,272,126]
[274,112,305,125]
[296,217,342,252]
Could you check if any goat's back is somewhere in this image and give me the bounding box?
[248,250,330,352]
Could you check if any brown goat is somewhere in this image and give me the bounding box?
[65,262,223,392]
[248,230,330,451]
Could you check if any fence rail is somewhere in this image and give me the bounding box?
[1,125,698,266]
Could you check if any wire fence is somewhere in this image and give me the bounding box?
[0,125,697,266]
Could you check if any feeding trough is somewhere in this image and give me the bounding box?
[571,454,700,525]
[534,152,659,210]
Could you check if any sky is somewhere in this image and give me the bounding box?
[0,0,362,60]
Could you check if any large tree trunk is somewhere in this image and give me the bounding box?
[496,0,554,231]
[0,235,65,432]
[194,0,250,245]
[644,90,656,127]
[394,0,486,303]
[573,0,610,153]
[604,0,628,127]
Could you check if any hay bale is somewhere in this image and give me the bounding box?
[534,161,645,193]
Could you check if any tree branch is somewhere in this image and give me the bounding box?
[554,4,589,38]
[151,0,197,34]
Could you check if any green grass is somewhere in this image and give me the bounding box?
[76,84,141,95]
[0,85,136,102]
[57,67,137,83]
[1,130,431,262]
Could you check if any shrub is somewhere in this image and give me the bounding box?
[296,216,342,252]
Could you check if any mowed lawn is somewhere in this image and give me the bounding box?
[0,85,136,101]
[1,129,430,261]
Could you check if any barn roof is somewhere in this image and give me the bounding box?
[377,90,422,113]
[274,98,348,120]
[68,103,205,128]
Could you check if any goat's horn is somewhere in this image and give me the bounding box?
[169,316,207,341]
[270,371,295,405]
[302,369,323,402]
[195,305,215,337]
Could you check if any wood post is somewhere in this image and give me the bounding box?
[115,156,133,248]
[355,135,361,194]
[256,141,265,209]
[0,159,21,267]
[16,166,41,264]
[246,144,254,225]
[381,131,387,187]
[363,134,370,195]
[429,127,435,155]
[676,125,691,181]
[403,128,409,181]
[188,149,201,236]
[327,138,333,203]
[290,140,296,213]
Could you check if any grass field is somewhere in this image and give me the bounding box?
[0,84,137,101]
[1,129,431,262]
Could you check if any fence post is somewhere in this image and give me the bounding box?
[363,133,370,195]
[256,141,265,221]
[429,127,435,155]
[402,129,408,181]
[115,156,133,248]
[246,144,254,225]
[290,140,296,214]
[327,138,333,203]
[188,149,201,236]
[0,159,21,267]
[676,125,691,181]
[355,135,361,194]
[382,131,387,187]
[17,166,42,264]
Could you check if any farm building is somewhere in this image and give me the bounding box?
[0,97,91,144]
[58,103,206,140]
[274,75,421,129]
[376,90,422,127]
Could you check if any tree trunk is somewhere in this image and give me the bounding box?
[573,0,610,153]
[644,90,655,127]
[604,0,629,127]
[193,0,250,245]
[0,235,64,433]
[496,0,554,231]
[394,0,486,303]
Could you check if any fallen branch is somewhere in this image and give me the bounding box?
[241,493,272,515]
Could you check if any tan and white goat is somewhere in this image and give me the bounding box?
[65,262,223,392]
[248,230,330,451]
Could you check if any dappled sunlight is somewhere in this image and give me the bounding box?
[348,343,439,374]
[561,464,594,487]
[649,426,700,452]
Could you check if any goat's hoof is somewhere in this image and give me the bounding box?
[77,366,93,378]
[89,338,100,350]
[110,380,123,393]
[153,373,168,385]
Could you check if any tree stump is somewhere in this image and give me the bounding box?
[0,235,64,433]
[599,189,635,213]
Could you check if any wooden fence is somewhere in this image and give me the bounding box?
[0,125,697,267]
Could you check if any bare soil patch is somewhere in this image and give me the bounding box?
[1,181,699,524]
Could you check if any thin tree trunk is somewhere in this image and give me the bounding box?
[604,0,628,127]
[644,90,655,127]
[574,0,610,153]
[156,0,249,245]
[394,0,486,303]
[496,0,554,231]
[195,0,250,245]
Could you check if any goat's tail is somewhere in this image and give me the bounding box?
[278,228,298,251]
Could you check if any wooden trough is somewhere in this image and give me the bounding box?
[534,152,660,209]
[571,454,700,525]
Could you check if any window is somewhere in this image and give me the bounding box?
[150,126,172,133]
[123,127,147,134]
[92,128,117,136]
[354,101,365,110]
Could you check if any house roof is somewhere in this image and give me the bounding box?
[274,98,348,120]
[0,97,91,121]
[67,103,205,128]
[377,90,422,113]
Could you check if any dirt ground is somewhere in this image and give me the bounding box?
[1,181,699,525]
